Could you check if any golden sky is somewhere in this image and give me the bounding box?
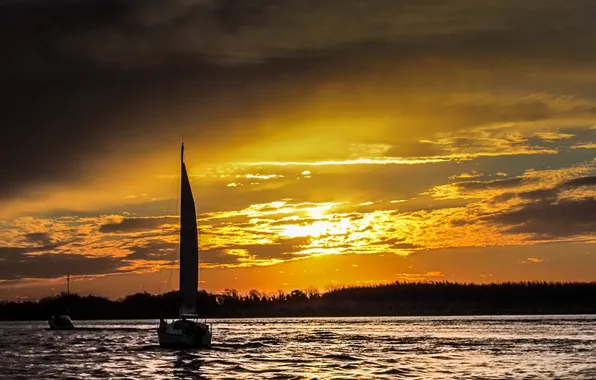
[2,0,596,299]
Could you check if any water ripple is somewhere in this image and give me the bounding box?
[1,315,596,379]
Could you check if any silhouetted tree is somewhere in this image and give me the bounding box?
[2,281,596,320]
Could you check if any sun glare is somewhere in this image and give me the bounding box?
[307,206,327,219]
[282,221,332,238]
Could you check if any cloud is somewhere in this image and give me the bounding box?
[533,131,575,142]
[3,0,596,207]
[0,247,30,261]
[99,216,178,233]
[12,0,596,68]
[502,174,596,203]
[450,171,484,180]
[6,0,596,296]
[0,247,130,280]
[560,175,596,188]
[384,141,446,158]
[199,236,311,267]
[24,232,54,245]
[125,239,177,261]
[5,164,596,285]
[491,198,596,238]
[427,174,539,201]
[517,188,559,201]
[455,177,532,191]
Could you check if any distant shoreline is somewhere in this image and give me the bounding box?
[2,281,596,321]
[2,312,596,323]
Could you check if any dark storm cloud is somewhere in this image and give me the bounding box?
[0,247,30,261]
[23,232,54,245]
[517,188,559,201]
[491,198,596,238]
[99,217,178,233]
[3,0,596,202]
[0,245,130,280]
[0,0,324,201]
[560,175,596,188]
[455,177,533,191]
[499,174,596,203]
[489,173,596,237]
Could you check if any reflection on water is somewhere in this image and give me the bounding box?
[1,316,596,379]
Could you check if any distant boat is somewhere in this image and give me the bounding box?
[157,143,212,348]
[48,273,75,330]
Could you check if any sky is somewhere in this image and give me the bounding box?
[2,0,596,300]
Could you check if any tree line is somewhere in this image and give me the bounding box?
[1,281,596,320]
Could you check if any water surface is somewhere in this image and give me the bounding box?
[1,315,595,379]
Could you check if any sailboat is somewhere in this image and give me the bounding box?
[157,143,212,348]
[48,273,75,330]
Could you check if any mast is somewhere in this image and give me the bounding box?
[66,273,70,295]
[179,143,199,315]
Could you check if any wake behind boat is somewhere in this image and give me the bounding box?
[157,143,212,348]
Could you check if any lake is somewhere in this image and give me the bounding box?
[1,315,595,379]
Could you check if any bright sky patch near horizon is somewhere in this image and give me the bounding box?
[2,0,596,300]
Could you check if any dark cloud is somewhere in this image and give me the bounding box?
[456,177,533,191]
[0,247,30,261]
[3,0,596,204]
[200,236,310,266]
[489,173,596,237]
[126,239,177,260]
[2,230,305,279]
[516,188,559,202]
[560,175,596,188]
[0,247,130,280]
[0,240,67,257]
[23,232,53,245]
[99,217,178,233]
[0,0,322,202]
[491,198,596,238]
[492,192,518,203]
[122,235,309,266]
[498,174,596,203]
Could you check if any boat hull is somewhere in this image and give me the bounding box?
[157,319,212,348]
[48,315,75,330]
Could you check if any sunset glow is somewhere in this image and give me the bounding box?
[2,0,596,300]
